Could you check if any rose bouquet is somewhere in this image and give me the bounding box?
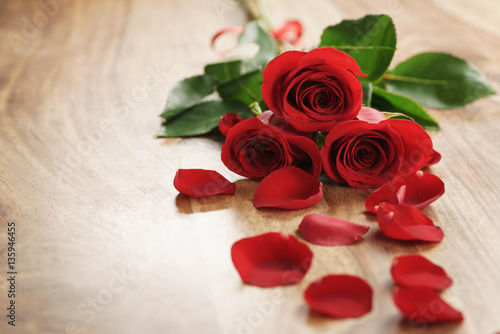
[161,0,493,323]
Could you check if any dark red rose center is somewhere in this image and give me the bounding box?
[241,138,286,169]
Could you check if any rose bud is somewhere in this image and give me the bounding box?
[262,47,366,132]
[218,113,244,136]
[321,118,434,188]
[221,111,321,180]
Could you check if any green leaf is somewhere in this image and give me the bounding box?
[161,75,218,119]
[157,101,249,137]
[218,69,263,105]
[316,132,326,149]
[383,52,495,108]
[319,14,397,82]
[381,112,414,121]
[238,21,277,70]
[362,83,373,107]
[371,86,440,129]
[204,60,242,83]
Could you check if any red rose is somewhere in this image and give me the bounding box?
[221,111,321,180]
[321,119,433,188]
[218,113,244,136]
[262,47,365,132]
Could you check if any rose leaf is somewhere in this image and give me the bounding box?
[238,21,277,71]
[371,86,440,129]
[161,74,219,120]
[319,14,397,82]
[218,69,264,106]
[204,60,243,83]
[157,100,249,137]
[382,52,495,108]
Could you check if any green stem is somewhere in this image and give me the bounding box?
[238,0,274,31]
[255,0,274,31]
[238,0,287,53]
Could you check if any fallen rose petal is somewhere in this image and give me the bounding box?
[173,169,235,197]
[391,255,452,290]
[219,113,244,136]
[425,149,442,167]
[393,286,463,323]
[377,203,444,242]
[365,170,445,213]
[355,107,387,124]
[253,166,323,209]
[299,214,369,246]
[231,232,313,287]
[304,275,373,318]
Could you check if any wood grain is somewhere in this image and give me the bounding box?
[0,0,499,333]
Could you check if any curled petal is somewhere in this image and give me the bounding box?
[219,113,244,136]
[253,167,323,209]
[377,203,444,242]
[356,107,387,124]
[366,170,445,213]
[381,119,434,174]
[393,287,463,323]
[257,110,314,139]
[425,149,442,167]
[173,169,235,197]
[304,275,373,318]
[231,232,313,287]
[299,214,369,246]
[391,255,452,290]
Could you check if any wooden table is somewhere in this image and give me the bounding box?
[1,0,499,333]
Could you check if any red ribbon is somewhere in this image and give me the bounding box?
[211,20,303,56]
[210,26,245,56]
[272,20,303,45]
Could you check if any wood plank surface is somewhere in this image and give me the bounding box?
[0,0,499,333]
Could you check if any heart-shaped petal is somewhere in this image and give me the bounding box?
[304,275,373,318]
[377,203,444,242]
[366,170,445,213]
[253,166,323,209]
[173,169,235,197]
[393,286,463,323]
[299,214,369,246]
[391,255,452,290]
[231,232,313,287]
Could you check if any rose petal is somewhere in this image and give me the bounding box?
[262,50,306,116]
[231,232,313,287]
[356,107,387,123]
[366,170,445,213]
[391,255,452,290]
[298,47,365,77]
[304,275,373,318]
[393,286,463,323]
[257,110,314,139]
[299,214,369,246]
[425,149,442,167]
[253,166,323,209]
[381,119,434,174]
[377,203,444,242]
[286,135,322,179]
[219,113,244,136]
[173,169,235,197]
